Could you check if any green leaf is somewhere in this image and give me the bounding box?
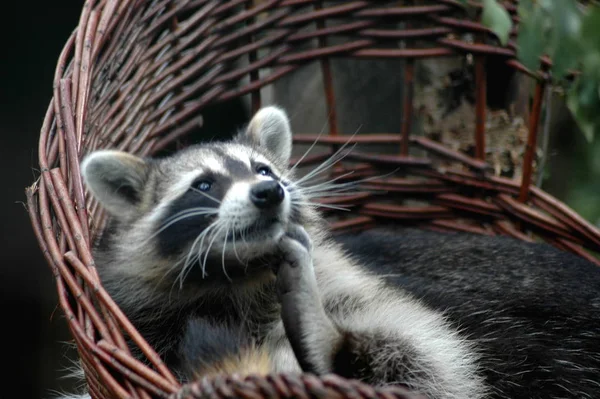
[517,4,547,70]
[481,0,513,46]
[546,0,583,78]
[580,6,600,59]
[567,78,600,142]
[570,6,600,143]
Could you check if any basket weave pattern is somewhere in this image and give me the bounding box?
[26,1,600,398]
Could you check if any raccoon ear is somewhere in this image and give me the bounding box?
[81,150,149,220]
[243,106,292,165]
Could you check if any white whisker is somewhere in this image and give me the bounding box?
[241,224,250,273]
[292,144,356,186]
[196,222,222,280]
[202,223,226,277]
[302,191,370,199]
[291,125,362,185]
[288,123,327,176]
[177,220,221,287]
[292,201,351,212]
[146,207,218,243]
[297,168,399,200]
[222,223,232,282]
[230,218,244,265]
[190,187,222,204]
[294,170,356,192]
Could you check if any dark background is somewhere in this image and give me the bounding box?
[0,2,595,399]
[1,3,83,398]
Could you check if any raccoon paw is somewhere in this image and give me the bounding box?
[276,235,314,295]
[272,224,313,283]
[276,234,341,374]
[284,223,313,254]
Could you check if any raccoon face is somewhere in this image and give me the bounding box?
[81,106,306,283]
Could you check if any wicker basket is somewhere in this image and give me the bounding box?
[25,1,600,398]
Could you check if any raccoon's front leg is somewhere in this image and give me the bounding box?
[276,228,342,374]
[277,227,485,398]
[277,232,373,378]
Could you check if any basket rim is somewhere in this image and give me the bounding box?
[25,1,600,398]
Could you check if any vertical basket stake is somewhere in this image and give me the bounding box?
[401,59,414,156]
[400,1,414,156]
[246,0,261,113]
[315,1,338,136]
[518,64,548,202]
[474,52,487,161]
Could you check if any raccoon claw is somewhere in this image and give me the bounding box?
[284,224,313,254]
[276,233,341,375]
[271,224,312,276]
[276,224,316,298]
[278,236,311,270]
[276,229,315,295]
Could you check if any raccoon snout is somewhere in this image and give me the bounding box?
[250,181,284,209]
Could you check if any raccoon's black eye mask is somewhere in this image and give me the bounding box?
[190,173,217,193]
[194,180,213,192]
[255,164,274,178]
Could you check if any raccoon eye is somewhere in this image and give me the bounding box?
[256,165,273,177]
[194,180,212,192]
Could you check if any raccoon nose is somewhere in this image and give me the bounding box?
[250,181,284,209]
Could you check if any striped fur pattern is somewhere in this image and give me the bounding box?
[54,106,600,399]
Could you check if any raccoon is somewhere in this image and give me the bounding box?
[61,106,600,399]
[338,228,600,398]
[76,106,485,398]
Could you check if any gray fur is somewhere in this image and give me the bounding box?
[72,106,486,398]
[65,106,600,399]
[244,106,293,167]
[81,151,150,221]
[335,227,600,399]
[272,227,486,398]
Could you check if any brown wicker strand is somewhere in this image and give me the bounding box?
[172,374,424,399]
[58,81,91,245]
[62,247,180,387]
[474,48,486,160]
[27,1,600,398]
[518,70,547,202]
